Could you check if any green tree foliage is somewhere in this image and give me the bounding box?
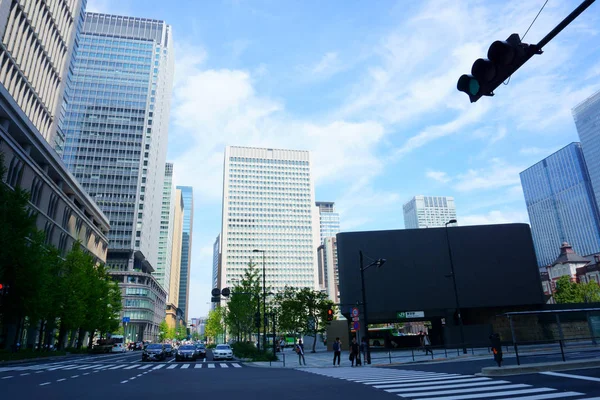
[224,262,261,341]
[205,307,225,343]
[175,324,188,341]
[158,320,169,342]
[554,275,600,304]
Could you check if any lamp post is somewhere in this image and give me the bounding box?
[253,249,267,352]
[445,219,467,354]
[359,250,386,365]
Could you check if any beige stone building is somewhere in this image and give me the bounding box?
[166,188,184,329]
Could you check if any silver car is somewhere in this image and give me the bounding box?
[212,344,233,360]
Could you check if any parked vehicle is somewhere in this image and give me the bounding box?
[111,335,126,353]
[212,344,233,361]
[175,345,198,361]
[142,343,166,361]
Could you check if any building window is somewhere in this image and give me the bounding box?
[44,221,54,245]
[29,178,44,207]
[58,233,68,255]
[62,208,72,230]
[47,194,59,220]
[6,156,24,188]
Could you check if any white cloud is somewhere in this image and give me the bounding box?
[426,170,451,183]
[312,52,340,75]
[519,146,562,156]
[453,159,524,192]
[460,210,529,226]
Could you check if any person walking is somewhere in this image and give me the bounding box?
[489,333,503,367]
[360,337,368,365]
[349,337,360,367]
[332,337,341,366]
[423,331,433,356]
[296,339,306,366]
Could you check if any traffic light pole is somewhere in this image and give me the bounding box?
[536,0,595,50]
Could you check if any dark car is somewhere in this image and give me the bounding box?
[164,344,174,357]
[195,343,206,359]
[142,343,166,361]
[176,345,198,361]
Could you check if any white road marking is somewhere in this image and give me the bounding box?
[82,372,90,376]
[540,371,600,382]
[398,387,555,400]
[220,363,229,368]
[120,380,129,384]
[152,364,165,370]
[497,393,583,400]
[168,364,177,369]
[138,365,152,370]
[20,373,30,376]
[373,376,481,388]
[39,382,51,386]
[108,364,126,370]
[56,378,66,382]
[401,384,530,397]
[2,376,14,379]
[208,364,215,368]
[124,364,139,369]
[71,375,79,378]
[194,364,202,369]
[35,371,44,374]
[232,363,242,368]
[379,379,507,391]
[181,364,190,369]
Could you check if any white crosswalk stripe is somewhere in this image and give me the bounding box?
[300,367,592,399]
[0,361,242,373]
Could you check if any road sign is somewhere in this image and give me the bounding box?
[397,311,424,319]
[352,316,359,322]
[122,317,130,323]
[353,321,360,330]
[352,307,359,317]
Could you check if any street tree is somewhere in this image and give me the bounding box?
[159,320,169,342]
[554,276,600,304]
[225,261,261,341]
[205,306,225,343]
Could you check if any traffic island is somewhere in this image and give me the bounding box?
[481,359,600,376]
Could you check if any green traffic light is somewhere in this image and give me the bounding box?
[468,79,480,96]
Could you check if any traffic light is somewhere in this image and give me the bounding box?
[457,34,538,103]
[211,288,220,303]
[326,307,334,322]
[254,312,261,328]
[0,283,7,296]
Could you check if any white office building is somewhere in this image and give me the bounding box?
[220,146,320,292]
[403,195,457,229]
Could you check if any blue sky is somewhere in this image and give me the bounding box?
[88,0,600,317]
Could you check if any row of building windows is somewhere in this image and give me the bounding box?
[229,157,309,166]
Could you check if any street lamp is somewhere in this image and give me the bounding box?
[253,249,267,352]
[359,250,386,365]
[445,219,467,354]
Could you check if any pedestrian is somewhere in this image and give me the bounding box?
[332,337,341,366]
[360,337,368,365]
[349,337,360,367]
[296,339,306,366]
[423,331,433,356]
[489,333,503,367]
[280,337,285,352]
[418,331,425,352]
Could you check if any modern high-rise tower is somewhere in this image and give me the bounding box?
[220,146,320,292]
[211,234,221,311]
[403,195,457,229]
[166,188,184,329]
[176,185,193,322]
[520,142,600,268]
[155,162,175,292]
[0,0,86,148]
[59,13,174,342]
[573,89,600,213]
[316,201,340,243]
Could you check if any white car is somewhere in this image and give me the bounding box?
[212,344,233,360]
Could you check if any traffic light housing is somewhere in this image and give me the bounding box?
[326,307,334,322]
[457,33,539,103]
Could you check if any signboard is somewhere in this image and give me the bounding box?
[122,317,130,323]
[353,321,360,330]
[351,307,359,317]
[352,316,359,322]
[397,311,425,319]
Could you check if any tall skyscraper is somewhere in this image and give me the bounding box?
[0,0,85,148]
[316,201,340,243]
[155,162,175,292]
[176,185,193,322]
[573,89,600,212]
[211,234,221,311]
[317,237,339,303]
[403,195,457,229]
[220,146,320,292]
[60,13,174,341]
[166,188,184,329]
[520,142,600,267]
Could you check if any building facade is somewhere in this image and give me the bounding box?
[573,90,600,213]
[316,201,340,243]
[176,185,193,322]
[403,195,457,229]
[0,0,86,148]
[220,146,320,292]
[154,162,174,292]
[520,143,600,267]
[320,237,339,304]
[166,188,184,329]
[59,13,174,342]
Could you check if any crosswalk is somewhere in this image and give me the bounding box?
[301,368,599,400]
[0,362,242,373]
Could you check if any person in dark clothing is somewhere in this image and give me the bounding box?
[423,332,433,356]
[332,337,341,366]
[349,338,360,367]
[360,337,367,365]
[489,333,503,367]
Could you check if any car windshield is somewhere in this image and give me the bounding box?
[147,344,162,349]
[164,344,172,348]
[180,345,195,350]
[216,345,230,350]
[196,344,205,348]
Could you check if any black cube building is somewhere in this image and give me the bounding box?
[337,223,545,346]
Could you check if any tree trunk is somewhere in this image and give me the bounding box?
[88,331,96,349]
[311,330,317,353]
[37,319,45,351]
[77,329,86,349]
[57,325,68,350]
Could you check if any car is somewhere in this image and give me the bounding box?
[142,343,166,361]
[195,343,207,359]
[164,344,174,357]
[176,345,198,361]
[213,344,233,361]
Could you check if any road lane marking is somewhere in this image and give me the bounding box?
[220,363,229,368]
[377,377,492,389]
[139,365,152,370]
[2,376,13,379]
[120,380,129,384]
[194,364,202,369]
[400,384,530,397]
[232,363,242,368]
[20,373,30,376]
[168,365,177,369]
[35,371,44,374]
[71,375,79,378]
[108,364,126,370]
[208,364,215,368]
[398,387,556,400]
[39,382,51,386]
[540,371,600,382]
[47,364,76,371]
[499,393,583,400]
[181,364,190,369]
[82,372,90,376]
[57,378,66,382]
[124,364,139,369]
[152,364,165,370]
[137,374,143,377]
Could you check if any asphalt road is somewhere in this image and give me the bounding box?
[1,351,599,399]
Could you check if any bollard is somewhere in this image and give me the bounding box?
[411,348,415,361]
[559,339,565,362]
[444,348,447,358]
[388,351,392,364]
[514,342,520,366]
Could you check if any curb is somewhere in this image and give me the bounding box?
[480,359,600,376]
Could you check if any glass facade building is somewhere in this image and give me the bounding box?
[573,90,600,212]
[520,142,600,267]
[155,162,175,292]
[176,185,194,322]
[59,13,174,342]
[316,201,340,243]
[403,195,457,229]
[220,146,320,292]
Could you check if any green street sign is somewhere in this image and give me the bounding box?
[397,312,406,319]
